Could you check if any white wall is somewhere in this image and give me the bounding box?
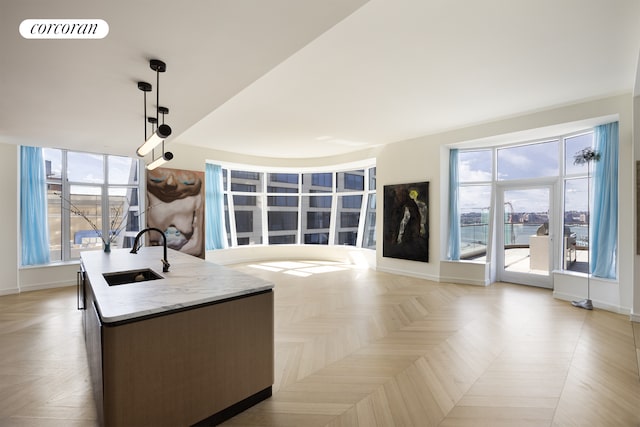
[375,134,441,281]
[0,143,18,295]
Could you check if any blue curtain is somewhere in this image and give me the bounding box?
[205,163,227,250]
[591,122,618,279]
[448,149,461,260]
[20,146,51,265]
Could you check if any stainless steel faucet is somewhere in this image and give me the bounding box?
[130,227,170,272]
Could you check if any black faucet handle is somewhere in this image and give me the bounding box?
[161,259,170,273]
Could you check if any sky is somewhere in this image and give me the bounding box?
[458,134,593,213]
[43,147,137,196]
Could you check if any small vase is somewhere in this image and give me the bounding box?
[103,242,111,253]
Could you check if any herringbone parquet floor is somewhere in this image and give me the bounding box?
[1,260,639,426]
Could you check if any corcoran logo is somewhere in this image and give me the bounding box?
[19,19,109,39]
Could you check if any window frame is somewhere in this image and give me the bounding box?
[43,148,141,263]
[452,127,611,277]
[216,161,376,249]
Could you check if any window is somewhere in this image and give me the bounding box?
[362,167,377,249]
[562,132,594,273]
[362,194,376,249]
[459,186,492,259]
[497,140,559,180]
[269,173,298,185]
[305,173,332,190]
[217,164,375,249]
[234,210,254,233]
[335,195,361,246]
[268,211,298,231]
[231,170,260,180]
[338,170,364,191]
[453,128,613,276]
[456,150,493,260]
[307,212,331,229]
[231,183,256,192]
[43,148,140,262]
[309,195,332,208]
[268,196,297,207]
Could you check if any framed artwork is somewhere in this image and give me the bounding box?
[383,181,429,262]
[146,167,205,259]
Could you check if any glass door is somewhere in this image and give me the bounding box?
[498,186,553,288]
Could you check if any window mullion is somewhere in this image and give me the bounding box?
[328,172,337,244]
[261,173,268,245]
[226,182,238,247]
[61,151,70,261]
[102,155,109,242]
[297,172,302,244]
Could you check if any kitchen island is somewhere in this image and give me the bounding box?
[79,247,274,427]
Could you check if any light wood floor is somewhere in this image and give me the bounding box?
[1,261,639,426]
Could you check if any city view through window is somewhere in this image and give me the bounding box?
[458,133,594,274]
[43,148,140,262]
[221,166,376,249]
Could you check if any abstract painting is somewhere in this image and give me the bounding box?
[383,181,429,262]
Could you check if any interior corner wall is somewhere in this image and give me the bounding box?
[0,142,19,295]
[633,94,640,321]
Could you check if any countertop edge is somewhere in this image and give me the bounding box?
[81,247,274,324]
[99,285,274,324]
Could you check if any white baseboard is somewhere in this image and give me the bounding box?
[438,275,490,287]
[19,281,75,293]
[0,288,19,296]
[553,291,630,315]
[375,266,440,282]
[0,284,70,296]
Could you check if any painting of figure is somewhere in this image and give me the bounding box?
[383,182,429,262]
[146,167,205,258]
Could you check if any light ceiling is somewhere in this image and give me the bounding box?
[2,0,639,160]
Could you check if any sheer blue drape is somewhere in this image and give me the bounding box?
[205,163,227,250]
[448,149,461,260]
[20,146,51,265]
[591,122,618,279]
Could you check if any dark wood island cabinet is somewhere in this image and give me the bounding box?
[79,247,274,426]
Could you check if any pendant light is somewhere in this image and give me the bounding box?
[136,59,173,168]
[147,151,174,170]
[146,107,174,170]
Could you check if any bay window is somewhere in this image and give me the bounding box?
[216,163,376,249]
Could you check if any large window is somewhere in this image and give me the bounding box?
[453,128,611,276]
[219,164,376,249]
[43,148,140,262]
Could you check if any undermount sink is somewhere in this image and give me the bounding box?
[103,268,163,286]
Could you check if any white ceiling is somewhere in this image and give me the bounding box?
[2,0,640,160]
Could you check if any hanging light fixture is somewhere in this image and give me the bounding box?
[147,150,174,170]
[146,107,174,170]
[136,59,173,167]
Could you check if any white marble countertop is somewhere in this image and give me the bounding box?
[81,247,274,324]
